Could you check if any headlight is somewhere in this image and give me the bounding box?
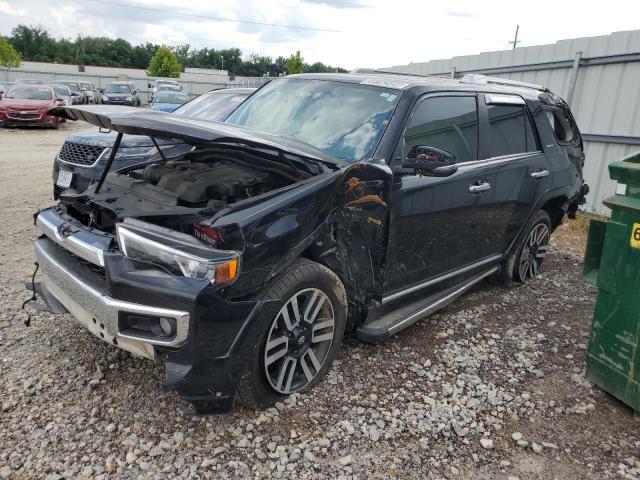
[125,96,133,101]
[102,95,109,101]
[105,143,192,163]
[116,219,240,285]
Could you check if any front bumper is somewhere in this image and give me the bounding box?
[0,112,58,126]
[31,207,262,412]
[102,99,135,106]
[35,238,188,358]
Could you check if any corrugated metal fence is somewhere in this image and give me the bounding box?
[383,30,640,215]
[0,68,268,105]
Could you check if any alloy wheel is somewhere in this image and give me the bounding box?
[518,223,550,281]
[263,288,335,394]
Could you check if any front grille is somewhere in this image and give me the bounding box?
[58,141,106,166]
[7,113,40,120]
[52,241,107,280]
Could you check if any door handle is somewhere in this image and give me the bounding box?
[469,182,491,193]
[531,169,550,178]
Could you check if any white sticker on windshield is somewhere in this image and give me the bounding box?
[360,78,408,89]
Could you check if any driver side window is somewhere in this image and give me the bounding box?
[403,96,479,163]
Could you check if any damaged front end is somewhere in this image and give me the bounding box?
[28,106,392,412]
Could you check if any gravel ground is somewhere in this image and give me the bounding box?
[1,123,639,479]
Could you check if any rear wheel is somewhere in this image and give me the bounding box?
[514,211,551,283]
[237,259,347,409]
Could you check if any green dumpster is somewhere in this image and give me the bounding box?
[584,151,640,412]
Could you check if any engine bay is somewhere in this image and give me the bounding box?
[59,146,316,231]
[141,160,278,209]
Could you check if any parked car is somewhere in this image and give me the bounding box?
[52,88,254,197]
[52,84,74,106]
[0,84,62,128]
[101,81,140,107]
[50,81,84,104]
[30,73,587,413]
[79,81,99,104]
[150,91,190,112]
[0,81,15,100]
[14,79,43,85]
[148,79,181,102]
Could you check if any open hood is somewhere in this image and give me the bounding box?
[50,105,344,167]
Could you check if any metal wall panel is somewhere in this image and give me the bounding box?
[383,30,640,214]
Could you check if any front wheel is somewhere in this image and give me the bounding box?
[514,210,551,283]
[237,259,347,409]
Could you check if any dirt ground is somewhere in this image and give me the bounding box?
[0,122,639,479]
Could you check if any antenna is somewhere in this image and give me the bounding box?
[509,25,520,50]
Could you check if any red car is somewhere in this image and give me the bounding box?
[0,85,63,128]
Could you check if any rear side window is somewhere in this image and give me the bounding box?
[404,96,479,163]
[545,107,577,143]
[487,105,539,157]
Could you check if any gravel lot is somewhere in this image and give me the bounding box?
[1,123,639,479]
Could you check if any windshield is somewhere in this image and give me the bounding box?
[226,79,400,162]
[154,92,189,104]
[175,91,249,121]
[53,86,70,97]
[106,84,132,94]
[5,86,53,100]
[0,83,13,92]
[53,82,80,92]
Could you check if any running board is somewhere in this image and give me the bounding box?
[356,266,498,342]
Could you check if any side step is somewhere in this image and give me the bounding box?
[356,266,498,342]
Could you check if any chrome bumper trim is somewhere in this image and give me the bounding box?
[35,237,190,349]
[36,208,108,267]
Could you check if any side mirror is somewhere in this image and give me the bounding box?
[71,92,79,97]
[55,97,64,102]
[402,145,458,176]
[148,82,153,88]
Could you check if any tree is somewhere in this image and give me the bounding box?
[147,46,181,78]
[6,25,348,75]
[285,50,305,74]
[0,37,20,68]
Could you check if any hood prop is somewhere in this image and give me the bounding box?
[95,132,123,193]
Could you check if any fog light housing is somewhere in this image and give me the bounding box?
[119,313,177,340]
[158,317,175,336]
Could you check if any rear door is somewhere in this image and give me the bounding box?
[473,93,552,256]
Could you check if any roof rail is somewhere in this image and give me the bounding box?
[460,74,549,92]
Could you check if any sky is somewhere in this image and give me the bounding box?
[1,0,640,70]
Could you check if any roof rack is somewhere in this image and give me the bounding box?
[459,74,549,92]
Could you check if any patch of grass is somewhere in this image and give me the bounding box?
[564,211,608,236]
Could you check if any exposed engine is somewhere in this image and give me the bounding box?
[142,160,278,209]
[60,152,303,231]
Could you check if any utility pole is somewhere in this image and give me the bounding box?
[221,56,224,71]
[509,25,520,50]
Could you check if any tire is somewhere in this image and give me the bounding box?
[513,210,551,283]
[489,210,551,286]
[236,259,347,409]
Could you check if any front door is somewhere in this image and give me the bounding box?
[384,93,494,296]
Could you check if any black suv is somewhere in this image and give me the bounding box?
[29,73,586,412]
[100,81,140,107]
